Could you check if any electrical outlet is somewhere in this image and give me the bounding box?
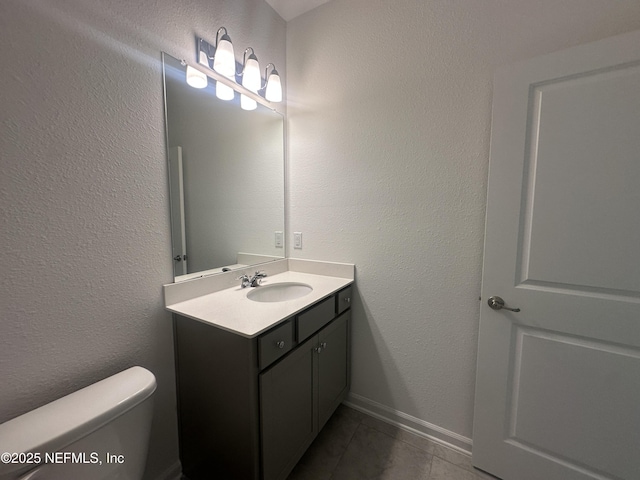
[293,232,302,249]
[275,231,283,248]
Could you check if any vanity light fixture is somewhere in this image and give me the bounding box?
[262,64,283,103]
[196,30,283,106]
[185,65,207,89]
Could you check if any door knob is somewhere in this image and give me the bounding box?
[488,296,520,312]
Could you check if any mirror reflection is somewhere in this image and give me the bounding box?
[162,53,285,281]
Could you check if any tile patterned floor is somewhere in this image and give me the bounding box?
[287,405,498,480]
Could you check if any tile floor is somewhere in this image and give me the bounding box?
[287,404,498,480]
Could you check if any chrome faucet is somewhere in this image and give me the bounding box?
[238,271,267,288]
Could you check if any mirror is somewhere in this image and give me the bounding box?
[162,53,285,281]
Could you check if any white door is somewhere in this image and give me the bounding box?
[169,146,188,276]
[473,30,640,480]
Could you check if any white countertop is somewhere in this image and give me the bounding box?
[165,269,353,338]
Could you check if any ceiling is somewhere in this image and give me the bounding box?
[265,0,333,21]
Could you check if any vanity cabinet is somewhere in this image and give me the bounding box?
[261,312,349,480]
[174,286,352,480]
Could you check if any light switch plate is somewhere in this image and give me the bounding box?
[275,231,283,248]
[293,232,302,249]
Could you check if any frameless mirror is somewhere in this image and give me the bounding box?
[162,53,285,281]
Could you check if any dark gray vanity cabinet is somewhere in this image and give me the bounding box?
[261,311,350,480]
[174,286,352,480]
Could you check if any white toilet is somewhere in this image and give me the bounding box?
[0,366,156,480]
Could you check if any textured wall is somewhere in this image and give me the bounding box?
[0,0,285,478]
[286,0,640,441]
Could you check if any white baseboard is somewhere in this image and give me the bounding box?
[153,460,182,480]
[344,392,473,455]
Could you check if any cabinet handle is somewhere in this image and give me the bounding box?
[315,342,327,354]
[320,342,327,349]
[343,297,351,303]
[276,341,285,349]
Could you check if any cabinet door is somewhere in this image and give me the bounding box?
[317,311,350,430]
[260,336,318,480]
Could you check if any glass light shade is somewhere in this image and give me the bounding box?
[265,71,282,102]
[240,94,257,111]
[198,49,209,67]
[186,66,207,89]
[242,57,261,93]
[213,37,236,77]
[216,80,235,101]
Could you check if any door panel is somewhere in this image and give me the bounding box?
[317,311,350,430]
[507,328,640,480]
[473,29,640,480]
[260,336,317,480]
[518,65,640,294]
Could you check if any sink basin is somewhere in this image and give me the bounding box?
[247,282,313,303]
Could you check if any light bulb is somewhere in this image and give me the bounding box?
[265,70,282,103]
[242,56,261,93]
[213,36,235,78]
[216,80,234,101]
[186,66,207,89]
[198,49,209,67]
[240,94,257,111]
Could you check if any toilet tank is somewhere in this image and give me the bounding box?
[0,366,156,480]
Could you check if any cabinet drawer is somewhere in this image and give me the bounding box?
[297,296,335,342]
[259,320,294,369]
[336,286,352,314]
